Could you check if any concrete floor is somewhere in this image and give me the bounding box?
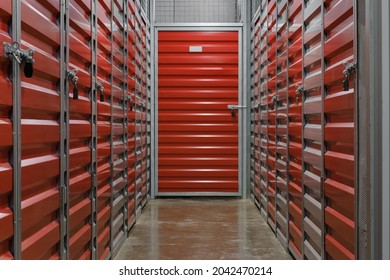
[115,198,292,260]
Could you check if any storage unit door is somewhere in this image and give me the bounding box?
[287,0,304,260]
[68,0,93,260]
[20,0,62,260]
[266,0,277,231]
[158,31,240,194]
[96,0,112,260]
[323,0,356,260]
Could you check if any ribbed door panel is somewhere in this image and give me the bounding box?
[20,0,61,260]
[251,6,261,209]
[258,1,269,218]
[68,0,93,260]
[127,0,136,230]
[97,0,112,260]
[275,0,289,248]
[111,0,127,257]
[158,31,239,194]
[287,0,303,260]
[323,0,355,260]
[0,2,13,260]
[266,0,277,231]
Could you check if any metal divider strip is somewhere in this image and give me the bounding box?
[91,0,98,260]
[320,1,326,260]
[300,0,306,260]
[60,0,70,260]
[123,0,130,234]
[11,0,22,260]
[109,0,114,260]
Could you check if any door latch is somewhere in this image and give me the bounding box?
[271,95,277,110]
[67,69,79,100]
[295,85,304,103]
[4,42,35,78]
[96,81,104,102]
[343,61,357,91]
[227,105,246,117]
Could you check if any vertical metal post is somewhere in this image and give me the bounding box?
[356,0,371,260]
[285,0,291,252]
[123,0,129,234]
[11,0,22,260]
[300,0,306,260]
[150,0,156,199]
[381,0,390,260]
[242,0,251,199]
[59,0,70,260]
[320,0,326,260]
[369,0,382,260]
[109,0,114,259]
[354,0,359,260]
[91,0,98,260]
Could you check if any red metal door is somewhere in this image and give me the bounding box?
[110,0,128,257]
[267,0,277,231]
[68,0,93,260]
[158,31,239,194]
[259,3,269,218]
[287,0,304,260]
[127,0,137,231]
[302,0,325,260]
[323,0,355,259]
[251,16,262,209]
[0,1,13,260]
[275,0,289,248]
[20,0,62,259]
[96,0,112,260]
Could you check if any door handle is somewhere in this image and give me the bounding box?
[227,105,246,117]
[67,69,79,100]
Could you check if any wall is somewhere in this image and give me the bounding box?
[250,0,357,260]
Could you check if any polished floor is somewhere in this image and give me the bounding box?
[115,198,292,260]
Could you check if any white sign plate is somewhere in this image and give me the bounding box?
[189,46,203,53]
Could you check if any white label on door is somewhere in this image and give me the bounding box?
[189,46,203,53]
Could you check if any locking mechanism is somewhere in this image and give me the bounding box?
[67,69,79,100]
[4,42,35,78]
[227,105,246,117]
[96,81,105,102]
[271,95,277,109]
[295,85,304,103]
[342,61,357,91]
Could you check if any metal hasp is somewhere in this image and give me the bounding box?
[228,104,246,117]
[96,81,104,102]
[295,85,304,103]
[343,61,357,91]
[66,69,79,99]
[3,42,34,77]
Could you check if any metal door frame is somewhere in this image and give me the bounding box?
[151,25,245,197]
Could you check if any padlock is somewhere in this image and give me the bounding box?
[24,61,33,78]
[343,75,350,91]
[73,86,79,100]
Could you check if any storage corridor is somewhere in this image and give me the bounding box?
[115,199,291,260]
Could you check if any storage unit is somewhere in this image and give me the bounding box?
[1,0,390,261]
[0,0,151,260]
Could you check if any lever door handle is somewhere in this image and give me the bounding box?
[227,105,246,117]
